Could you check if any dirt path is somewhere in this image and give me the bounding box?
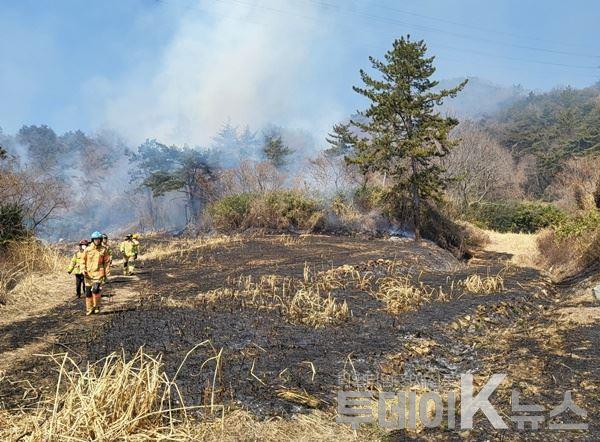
[0,264,145,374]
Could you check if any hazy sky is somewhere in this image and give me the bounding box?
[1,0,599,145]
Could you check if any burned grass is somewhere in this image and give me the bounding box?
[0,233,597,439]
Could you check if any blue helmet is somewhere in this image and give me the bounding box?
[91,231,103,239]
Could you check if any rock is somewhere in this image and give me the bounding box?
[593,284,600,301]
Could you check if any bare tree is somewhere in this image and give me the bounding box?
[0,161,68,231]
[443,121,520,210]
[547,155,600,210]
[221,159,285,194]
[307,152,360,194]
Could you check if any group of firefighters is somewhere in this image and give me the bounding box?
[67,232,140,315]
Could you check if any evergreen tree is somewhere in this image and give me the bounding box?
[211,120,241,166]
[349,36,466,240]
[16,124,64,170]
[239,125,259,158]
[324,122,355,158]
[262,130,292,168]
[129,140,216,225]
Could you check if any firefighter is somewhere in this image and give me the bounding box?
[101,233,113,298]
[132,233,140,260]
[67,239,88,298]
[102,233,114,267]
[119,234,136,276]
[81,231,111,315]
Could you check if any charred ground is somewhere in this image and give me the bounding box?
[0,234,598,440]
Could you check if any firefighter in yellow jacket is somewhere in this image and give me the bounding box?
[102,233,114,266]
[67,239,88,298]
[132,233,140,259]
[82,231,111,315]
[119,234,137,276]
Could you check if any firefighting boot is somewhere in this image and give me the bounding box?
[85,298,94,316]
[92,294,101,314]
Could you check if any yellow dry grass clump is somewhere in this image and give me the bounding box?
[0,348,212,441]
[0,238,68,309]
[459,273,505,294]
[287,288,350,327]
[373,276,442,314]
[197,260,455,319]
[197,270,350,328]
[271,234,308,246]
[0,347,376,441]
[140,235,243,262]
[375,273,455,314]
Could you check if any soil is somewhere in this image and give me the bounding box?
[0,234,598,440]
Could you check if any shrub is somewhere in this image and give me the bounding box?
[468,201,566,233]
[353,185,386,212]
[206,193,255,231]
[553,210,600,240]
[0,203,27,244]
[536,210,600,277]
[207,191,322,232]
[0,238,66,307]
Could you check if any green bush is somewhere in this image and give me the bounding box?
[206,193,255,230]
[207,191,321,231]
[553,210,600,240]
[537,210,600,276]
[353,185,386,212]
[468,201,567,233]
[0,203,27,244]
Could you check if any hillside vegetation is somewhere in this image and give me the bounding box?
[486,83,600,196]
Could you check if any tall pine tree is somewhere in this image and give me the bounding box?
[324,122,355,158]
[262,130,292,168]
[349,36,466,240]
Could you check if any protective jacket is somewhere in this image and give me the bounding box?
[105,245,114,264]
[67,250,85,275]
[132,239,140,255]
[119,239,136,258]
[82,244,111,281]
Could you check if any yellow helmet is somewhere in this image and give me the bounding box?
[132,233,140,239]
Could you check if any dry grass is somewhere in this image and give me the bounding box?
[140,235,244,262]
[0,239,68,309]
[195,270,351,328]
[0,344,224,441]
[199,260,454,319]
[537,226,600,278]
[0,346,377,441]
[483,230,539,268]
[271,234,309,246]
[458,273,505,295]
[286,288,350,327]
[315,260,453,315]
[275,388,321,408]
[372,276,450,314]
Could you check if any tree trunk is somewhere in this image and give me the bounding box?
[594,175,600,210]
[411,158,421,241]
[145,188,157,230]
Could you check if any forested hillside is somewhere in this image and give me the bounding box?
[485,83,600,196]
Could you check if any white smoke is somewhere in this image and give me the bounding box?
[103,0,343,148]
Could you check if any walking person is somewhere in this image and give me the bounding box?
[101,233,114,298]
[102,233,114,267]
[67,239,88,299]
[119,234,137,276]
[82,231,111,315]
